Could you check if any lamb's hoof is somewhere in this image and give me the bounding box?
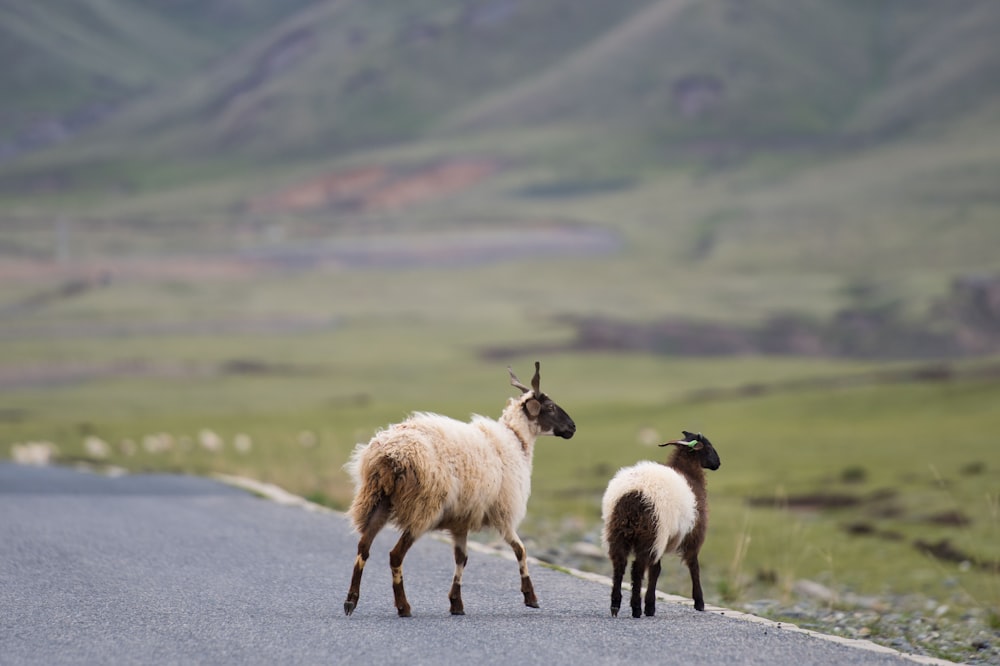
[631,606,642,618]
[644,605,656,617]
[450,609,465,616]
[344,600,356,616]
[525,600,540,609]
[694,603,705,612]
[397,606,412,618]
[611,606,620,618]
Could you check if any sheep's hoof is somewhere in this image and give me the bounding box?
[450,609,465,616]
[631,606,642,619]
[610,606,620,618]
[344,600,356,616]
[397,605,412,618]
[525,600,540,609]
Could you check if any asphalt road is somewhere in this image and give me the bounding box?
[0,463,944,665]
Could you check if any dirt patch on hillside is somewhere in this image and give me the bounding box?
[247,158,500,214]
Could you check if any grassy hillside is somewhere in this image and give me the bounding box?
[4,0,1000,195]
[0,0,315,151]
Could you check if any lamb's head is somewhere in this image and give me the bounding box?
[659,430,721,470]
[508,361,576,439]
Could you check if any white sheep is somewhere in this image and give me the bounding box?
[601,430,721,617]
[342,361,576,617]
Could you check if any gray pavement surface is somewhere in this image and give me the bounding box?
[0,462,944,665]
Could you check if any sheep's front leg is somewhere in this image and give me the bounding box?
[644,559,661,617]
[685,553,705,611]
[389,531,416,617]
[448,531,469,615]
[506,533,539,608]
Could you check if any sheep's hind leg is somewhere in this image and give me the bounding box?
[506,533,539,608]
[448,531,469,615]
[344,498,390,616]
[644,559,661,617]
[389,530,417,617]
[629,554,647,618]
[609,548,628,617]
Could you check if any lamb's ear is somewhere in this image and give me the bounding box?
[530,361,541,395]
[524,398,542,417]
[508,366,531,393]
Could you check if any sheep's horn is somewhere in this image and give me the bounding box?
[658,438,698,448]
[508,366,531,393]
[530,361,541,394]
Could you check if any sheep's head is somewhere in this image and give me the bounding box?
[659,430,721,470]
[508,361,576,439]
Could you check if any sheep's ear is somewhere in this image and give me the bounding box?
[530,361,541,395]
[524,398,542,417]
[508,366,531,393]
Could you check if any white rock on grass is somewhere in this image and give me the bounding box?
[142,433,173,454]
[569,541,607,560]
[83,436,111,459]
[233,433,252,454]
[10,442,58,466]
[198,429,223,453]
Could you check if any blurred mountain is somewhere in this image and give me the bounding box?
[3,0,999,191]
[0,0,316,160]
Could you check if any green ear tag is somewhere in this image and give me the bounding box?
[685,440,698,448]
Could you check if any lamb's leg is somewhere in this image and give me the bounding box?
[629,554,647,618]
[505,533,539,608]
[448,530,469,615]
[389,530,416,617]
[344,499,390,616]
[644,559,661,617]
[609,547,628,617]
[685,553,705,611]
